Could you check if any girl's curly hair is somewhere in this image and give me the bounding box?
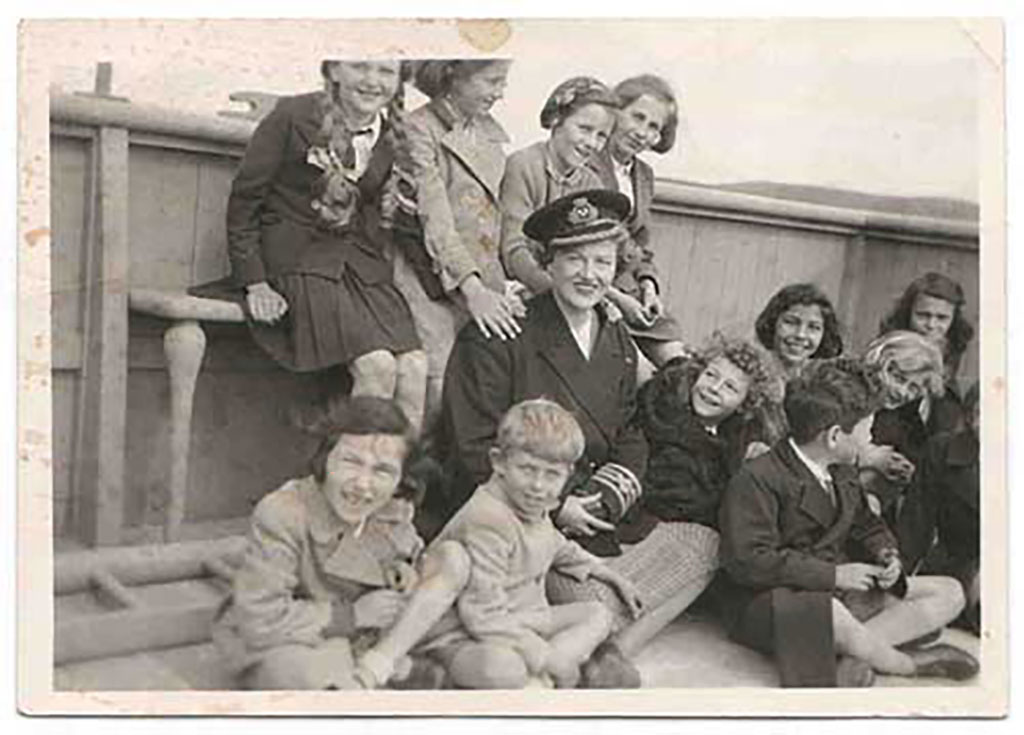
[689,332,777,421]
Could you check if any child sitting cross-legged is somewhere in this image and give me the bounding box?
[429,398,644,689]
[718,358,978,687]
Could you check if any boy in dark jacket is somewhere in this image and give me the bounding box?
[719,359,977,687]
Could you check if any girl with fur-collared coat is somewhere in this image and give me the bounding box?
[547,335,774,658]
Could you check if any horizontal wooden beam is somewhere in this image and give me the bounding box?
[653,179,978,249]
[51,92,255,147]
[55,601,223,665]
[55,536,246,594]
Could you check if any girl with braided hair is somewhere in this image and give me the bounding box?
[200,59,428,432]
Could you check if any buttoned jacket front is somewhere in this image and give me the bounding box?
[213,477,422,673]
[225,92,399,288]
[438,291,649,513]
[405,98,510,295]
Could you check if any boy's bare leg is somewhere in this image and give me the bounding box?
[533,602,614,687]
[356,540,470,686]
[613,574,711,658]
[832,599,916,676]
[863,576,965,646]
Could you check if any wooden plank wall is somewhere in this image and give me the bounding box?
[49,109,980,547]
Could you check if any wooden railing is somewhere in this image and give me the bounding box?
[49,92,979,548]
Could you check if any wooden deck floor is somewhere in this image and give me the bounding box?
[54,613,981,692]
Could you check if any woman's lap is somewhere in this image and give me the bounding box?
[547,522,720,628]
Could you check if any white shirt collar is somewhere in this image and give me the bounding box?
[788,438,833,489]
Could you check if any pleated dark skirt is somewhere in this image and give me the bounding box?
[251,269,421,373]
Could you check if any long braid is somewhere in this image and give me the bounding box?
[381,63,417,231]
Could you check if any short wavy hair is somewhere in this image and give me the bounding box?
[690,333,777,421]
[862,330,946,400]
[784,357,887,444]
[754,283,844,360]
[878,272,975,379]
[494,398,586,465]
[539,76,621,130]
[613,74,680,154]
[305,396,429,504]
[412,59,510,100]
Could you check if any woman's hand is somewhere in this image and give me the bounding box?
[245,281,289,324]
[353,589,407,630]
[592,567,644,619]
[556,494,616,537]
[461,276,522,341]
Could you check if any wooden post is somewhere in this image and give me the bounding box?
[837,233,869,346]
[74,126,130,546]
[162,320,207,542]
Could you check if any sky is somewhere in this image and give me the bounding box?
[28,17,985,202]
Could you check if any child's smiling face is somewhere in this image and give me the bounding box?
[321,433,406,525]
[491,448,573,520]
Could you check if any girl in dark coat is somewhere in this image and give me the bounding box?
[861,331,962,528]
[547,334,774,658]
[213,60,428,431]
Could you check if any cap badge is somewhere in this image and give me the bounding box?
[567,197,598,226]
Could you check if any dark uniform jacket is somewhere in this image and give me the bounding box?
[224,92,398,288]
[435,291,649,523]
[718,440,899,686]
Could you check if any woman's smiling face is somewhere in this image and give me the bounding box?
[773,303,825,368]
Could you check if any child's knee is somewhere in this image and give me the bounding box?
[424,540,471,591]
[830,598,857,649]
[449,644,529,689]
[351,349,397,387]
[577,601,614,637]
[933,575,967,618]
[397,349,429,382]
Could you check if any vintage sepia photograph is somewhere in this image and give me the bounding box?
[16,14,1007,717]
